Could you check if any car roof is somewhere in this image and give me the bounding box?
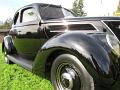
[15,3,120,22]
[15,3,62,16]
[24,3,62,8]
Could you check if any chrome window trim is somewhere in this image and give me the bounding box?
[90,23,99,31]
[102,20,120,22]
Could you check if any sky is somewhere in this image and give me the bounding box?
[0,0,119,22]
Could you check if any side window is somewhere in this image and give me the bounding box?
[21,8,38,23]
[13,12,19,25]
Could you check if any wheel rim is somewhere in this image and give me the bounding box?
[56,63,81,90]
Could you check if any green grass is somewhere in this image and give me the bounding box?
[0,44,53,90]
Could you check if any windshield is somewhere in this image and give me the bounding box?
[39,5,75,20]
[104,21,120,40]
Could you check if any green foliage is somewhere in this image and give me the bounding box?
[72,0,85,16]
[0,18,12,29]
[0,44,53,90]
[114,1,120,16]
[117,1,120,12]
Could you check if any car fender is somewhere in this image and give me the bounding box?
[33,32,116,85]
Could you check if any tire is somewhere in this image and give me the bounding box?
[51,54,94,90]
[4,48,13,64]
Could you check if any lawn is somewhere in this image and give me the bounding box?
[0,44,53,90]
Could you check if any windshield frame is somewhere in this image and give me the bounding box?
[62,8,76,18]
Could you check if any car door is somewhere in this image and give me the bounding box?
[11,7,47,60]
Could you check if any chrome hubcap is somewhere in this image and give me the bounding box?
[61,73,73,89]
[56,64,81,90]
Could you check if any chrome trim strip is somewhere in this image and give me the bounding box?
[102,20,120,21]
[90,23,99,31]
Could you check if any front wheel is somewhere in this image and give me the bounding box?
[51,54,94,90]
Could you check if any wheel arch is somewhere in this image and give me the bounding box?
[44,48,77,79]
[44,47,99,82]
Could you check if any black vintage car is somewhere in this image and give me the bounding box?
[2,3,120,90]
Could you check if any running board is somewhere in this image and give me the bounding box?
[7,55,33,71]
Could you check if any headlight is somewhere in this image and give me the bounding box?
[106,34,120,56]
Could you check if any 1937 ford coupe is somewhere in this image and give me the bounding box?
[2,3,120,90]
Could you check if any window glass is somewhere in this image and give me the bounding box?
[39,5,75,20]
[14,12,19,25]
[40,6,64,20]
[22,8,38,22]
[63,9,74,18]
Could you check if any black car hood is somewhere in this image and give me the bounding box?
[43,17,86,23]
[43,16,120,23]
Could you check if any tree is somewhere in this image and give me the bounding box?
[72,0,85,16]
[113,0,120,16]
[0,18,12,29]
[117,1,120,12]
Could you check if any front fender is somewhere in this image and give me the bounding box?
[33,32,117,85]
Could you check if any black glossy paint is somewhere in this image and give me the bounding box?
[2,3,120,89]
[33,32,119,85]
